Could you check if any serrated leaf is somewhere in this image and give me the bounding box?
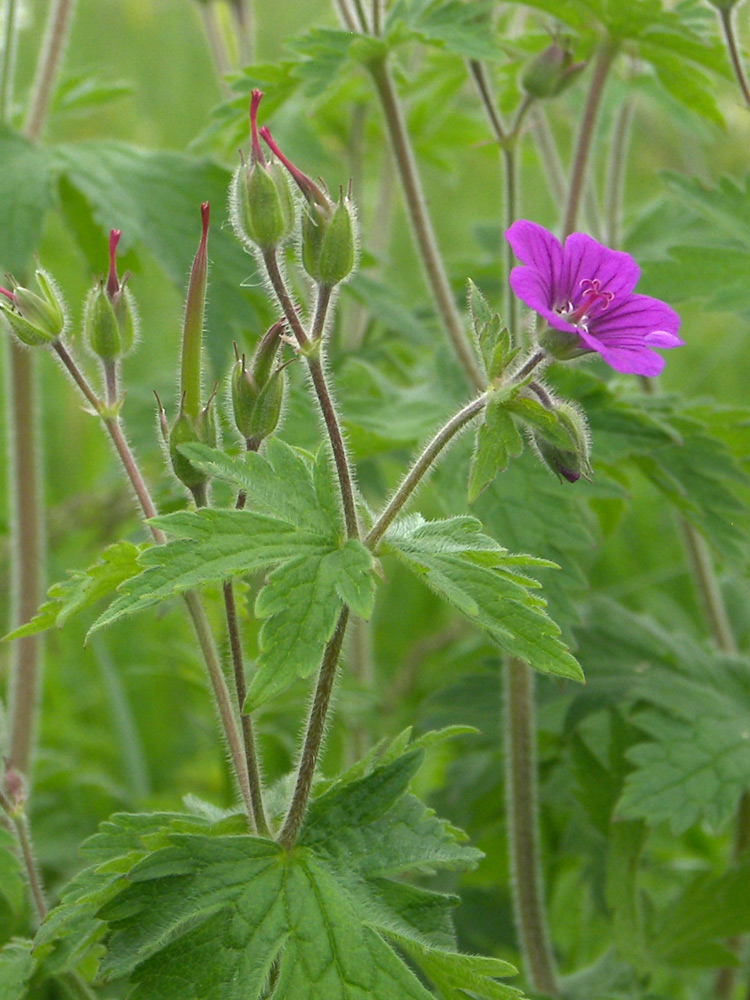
[468,280,514,381]
[384,515,583,681]
[0,939,34,1000]
[468,395,524,503]
[392,934,522,1000]
[4,541,145,641]
[650,860,750,968]
[388,0,507,61]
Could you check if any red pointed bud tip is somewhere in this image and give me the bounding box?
[531,400,592,485]
[0,268,67,346]
[250,90,267,168]
[107,229,122,298]
[259,126,330,209]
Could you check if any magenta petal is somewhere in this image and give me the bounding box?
[509,266,578,333]
[645,330,685,348]
[594,342,667,377]
[506,221,564,304]
[562,233,641,305]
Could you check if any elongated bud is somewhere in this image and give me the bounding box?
[0,268,67,346]
[521,42,585,99]
[532,401,592,483]
[318,188,356,288]
[181,203,210,419]
[229,91,295,251]
[83,230,139,361]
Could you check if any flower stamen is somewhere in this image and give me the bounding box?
[566,277,614,326]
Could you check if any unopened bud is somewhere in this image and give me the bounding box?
[532,401,591,483]
[230,91,295,251]
[521,42,585,99]
[83,230,138,361]
[0,268,67,346]
[231,321,286,444]
[317,190,356,288]
[169,391,217,491]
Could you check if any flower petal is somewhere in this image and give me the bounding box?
[505,220,564,308]
[589,293,682,347]
[562,233,641,307]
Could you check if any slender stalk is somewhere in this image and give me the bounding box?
[350,0,369,32]
[371,0,381,36]
[468,59,507,144]
[682,523,737,656]
[531,107,566,206]
[366,392,488,550]
[199,3,232,96]
[0,0,19,118]
[23,0,76,142]
[229,0,253,65]
[562,42,617,239]
[5,344,43,775]
[505,658,558,995]
[278,607,350,849]
[333,0,359,32]
[223,577,269,836]
[51,341,257,820]
[605,97,635,248]
[368,57,485,390]
[0,788,47,920]
[719,5,750,109]
[502,145,519,343]
[263,252,359,539]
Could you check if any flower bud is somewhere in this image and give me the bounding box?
[0,268,67,346]
[169,390,218,491]
[231,321,286,445]
[83,230,138,361]
[521,42,585,99]
[317,190,356,288]
[532,401,592,484]
[230,90,295,251]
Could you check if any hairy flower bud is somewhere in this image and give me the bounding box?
[230,90,295,251]
[317,190,356,288]
[521,42,585,99]
[0,268,67,346]
[169,391,218,491]
[83,230,138,361]
[231,321,286,445]
[532,401,592,484]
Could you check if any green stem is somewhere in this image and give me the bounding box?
[23,0,76,142]
[278,606,350,849]
[562,42,617,239]
[0,788,47,921]
[230,0,254,65]
[366,392,488,550]
[502,145,519,343]
[719,5,750,109]
[368,56,485,390]
[682,522,737,656]
[333,0,359,32]
[605,97,635,248]
[0,0,19,119]
[505,658,558,996]
[199,3,232,97]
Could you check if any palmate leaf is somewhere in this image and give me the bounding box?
[0,126,54,272]
[383,514,583,681]
[88,441,377,708]
[36,742,520,1000]
[387,0,508,61]
[0,940,34,1000]
[468,393,524,503]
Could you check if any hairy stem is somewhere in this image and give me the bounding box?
[199,2,232,95]
[51,341,256,820]
[562,42,617,239]
[230,0,254,64]
[0,787,46,920]
[23,0,77,142]
[0,0,19,118]
[368,56,485,390]
[263,252,359,538]
[223,577,269,836]
[531,108,566,206]
[278,607,350,849]
[505,658,558,996]
[719,5,750,109]
[366,393,488,550]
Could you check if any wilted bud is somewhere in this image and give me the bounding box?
[231,321,286,446]
[521,42,585,99]
[0,268,67,346]
[230,90,295,251]
[83,230,138,361]
[169,389,218,491]
[533,401,592,484]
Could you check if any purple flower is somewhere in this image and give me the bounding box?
[506,220,683,376]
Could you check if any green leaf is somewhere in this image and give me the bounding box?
[388,0,508,61]
[0,127,54,273]
[0,940,34,1000]
[507,396,577,449]
[52,73,134,114]
[392,934,522,1000]
[384,515,583,681]
[0,830,26,916]
[650,860,750,968]
[3,541,145,640]
[468,393,524,503]
[468,280,515,381]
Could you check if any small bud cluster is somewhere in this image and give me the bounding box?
[230,90,357,291]
[530,395,592,484]
[231,321,287,450]
[521,41,585,100]
[0,269,67,346]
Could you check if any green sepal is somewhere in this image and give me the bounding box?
[234,159,295,251]
[467,388,523,503]
[169,398,216,491]
[246,366,285,449]
[84,284,120,361]
[301,202,330,281]
[318,194,356,288]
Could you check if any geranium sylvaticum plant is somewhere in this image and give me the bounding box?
[1,4,749,1000]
